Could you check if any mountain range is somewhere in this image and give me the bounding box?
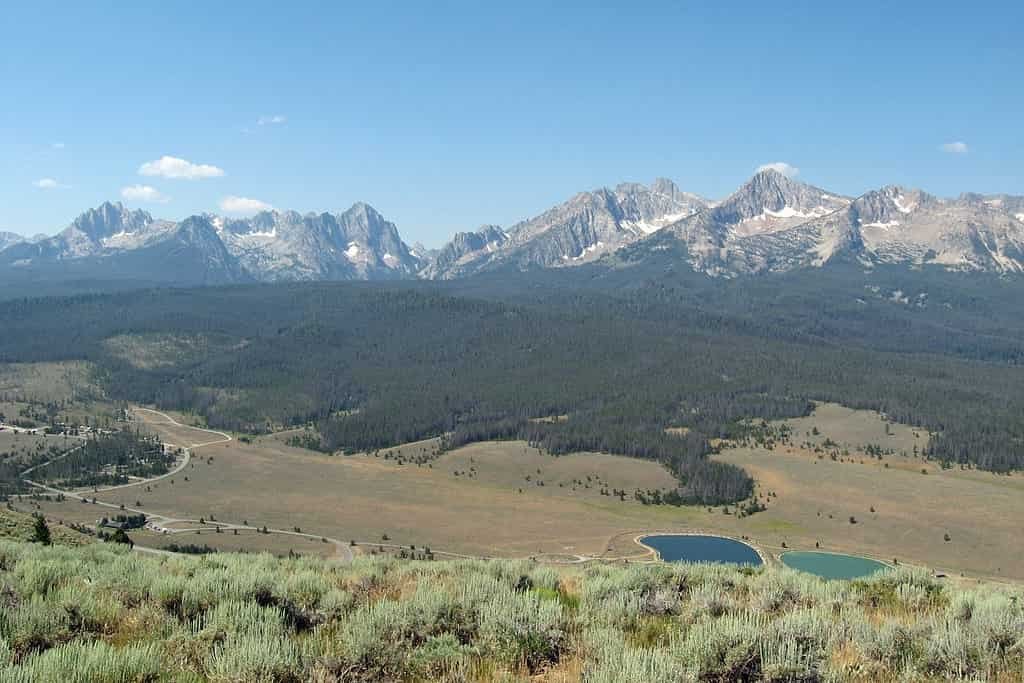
[3,169,1023,287]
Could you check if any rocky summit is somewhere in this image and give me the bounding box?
[3,171,1024,287]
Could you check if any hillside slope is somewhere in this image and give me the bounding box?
[0,539,1021,681]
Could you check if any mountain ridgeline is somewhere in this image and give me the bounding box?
[0,201,419,287]
[3,170,1024,292]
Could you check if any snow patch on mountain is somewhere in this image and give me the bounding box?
[893,195,917,213]
[0,201,421,283]
[425,178,709,278]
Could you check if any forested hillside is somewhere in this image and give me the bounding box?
[1,261,1023,506]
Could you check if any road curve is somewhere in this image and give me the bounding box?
[19,407,356,562]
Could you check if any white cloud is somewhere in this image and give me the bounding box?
[257,114,286,126]
[33,178,69,189]
[138,155,225,180]
[940,141,969,154]
[756,162,800,178]
[219,195,273,215]
[51,142,65,150]
[121,184,170,203]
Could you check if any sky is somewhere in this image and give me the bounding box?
[1,1,1022,246]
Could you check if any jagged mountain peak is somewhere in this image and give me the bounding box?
[840,187,936,234]
[659,173,853,270]
[71,201,154,240]
[2,199,421,284]
[212,201,419,281]
[341,201,386,224]
[874,186,934,212]
[716,171,850,224]
[6,173,1024,288]
[651,177,680,195]
[421,224,510,279]
[425,178,710,279]
[0,231,25,252]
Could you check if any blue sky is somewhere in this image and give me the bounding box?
[2,1,1021,245]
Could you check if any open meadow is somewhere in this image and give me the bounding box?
[602,404,1024,582]
[6,397,1022,582]
[89,426,693,560]
[705,404,1022,582]
[11,404,1000,582]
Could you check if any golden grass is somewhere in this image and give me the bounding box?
[90,411,694,559]
[14,401,1024,585]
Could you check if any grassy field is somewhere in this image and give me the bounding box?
[76,406,1024,580]
[12,402,1023,584]
[0,506,91,546]
[12,496,112,527]
[707,404,1023,582]
[0,360,115,428]
[436,440,677,498]
[131,527,340,558]
[0,361,98,403]
[87,411,694,559]
[102,332,222,370]
[786,401,930,455]
[604,405,1023,583]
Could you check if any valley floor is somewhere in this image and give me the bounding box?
[13,403,1024,584]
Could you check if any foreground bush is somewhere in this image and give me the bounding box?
[0,540,1022,681]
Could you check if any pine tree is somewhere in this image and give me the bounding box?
[31,515,51,546]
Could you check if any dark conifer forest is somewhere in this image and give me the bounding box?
[2,259,1024,504]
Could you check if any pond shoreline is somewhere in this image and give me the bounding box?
[635,531,769,566]
[780,550,891,579]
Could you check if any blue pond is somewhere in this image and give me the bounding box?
[642,534,762,566]
[781,551,888,580]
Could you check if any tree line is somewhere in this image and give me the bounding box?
[0,263,1023,508]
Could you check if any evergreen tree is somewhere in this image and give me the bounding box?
[31,515,51,546]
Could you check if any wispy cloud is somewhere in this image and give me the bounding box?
[138,155,225,180]
[121,184,170,203]
[243,114,287,134]
[51,142,65,150]
[33,178,70,189]
[940,141,969,154]
[756,161,800,178]
[257,114,286,126]
[219,195,273,215]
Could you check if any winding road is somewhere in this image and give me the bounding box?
[18,408,359,562]
[17,409,673,566]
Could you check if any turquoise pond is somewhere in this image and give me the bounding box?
[781,551,889,579]
[641,535,762,566]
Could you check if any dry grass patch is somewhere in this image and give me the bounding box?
[0,361,99,404]
[91,421,698,559]
[437,441,677,499]
[787,401,929,456]
[131,527,339,558]
[102,332,241,370]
